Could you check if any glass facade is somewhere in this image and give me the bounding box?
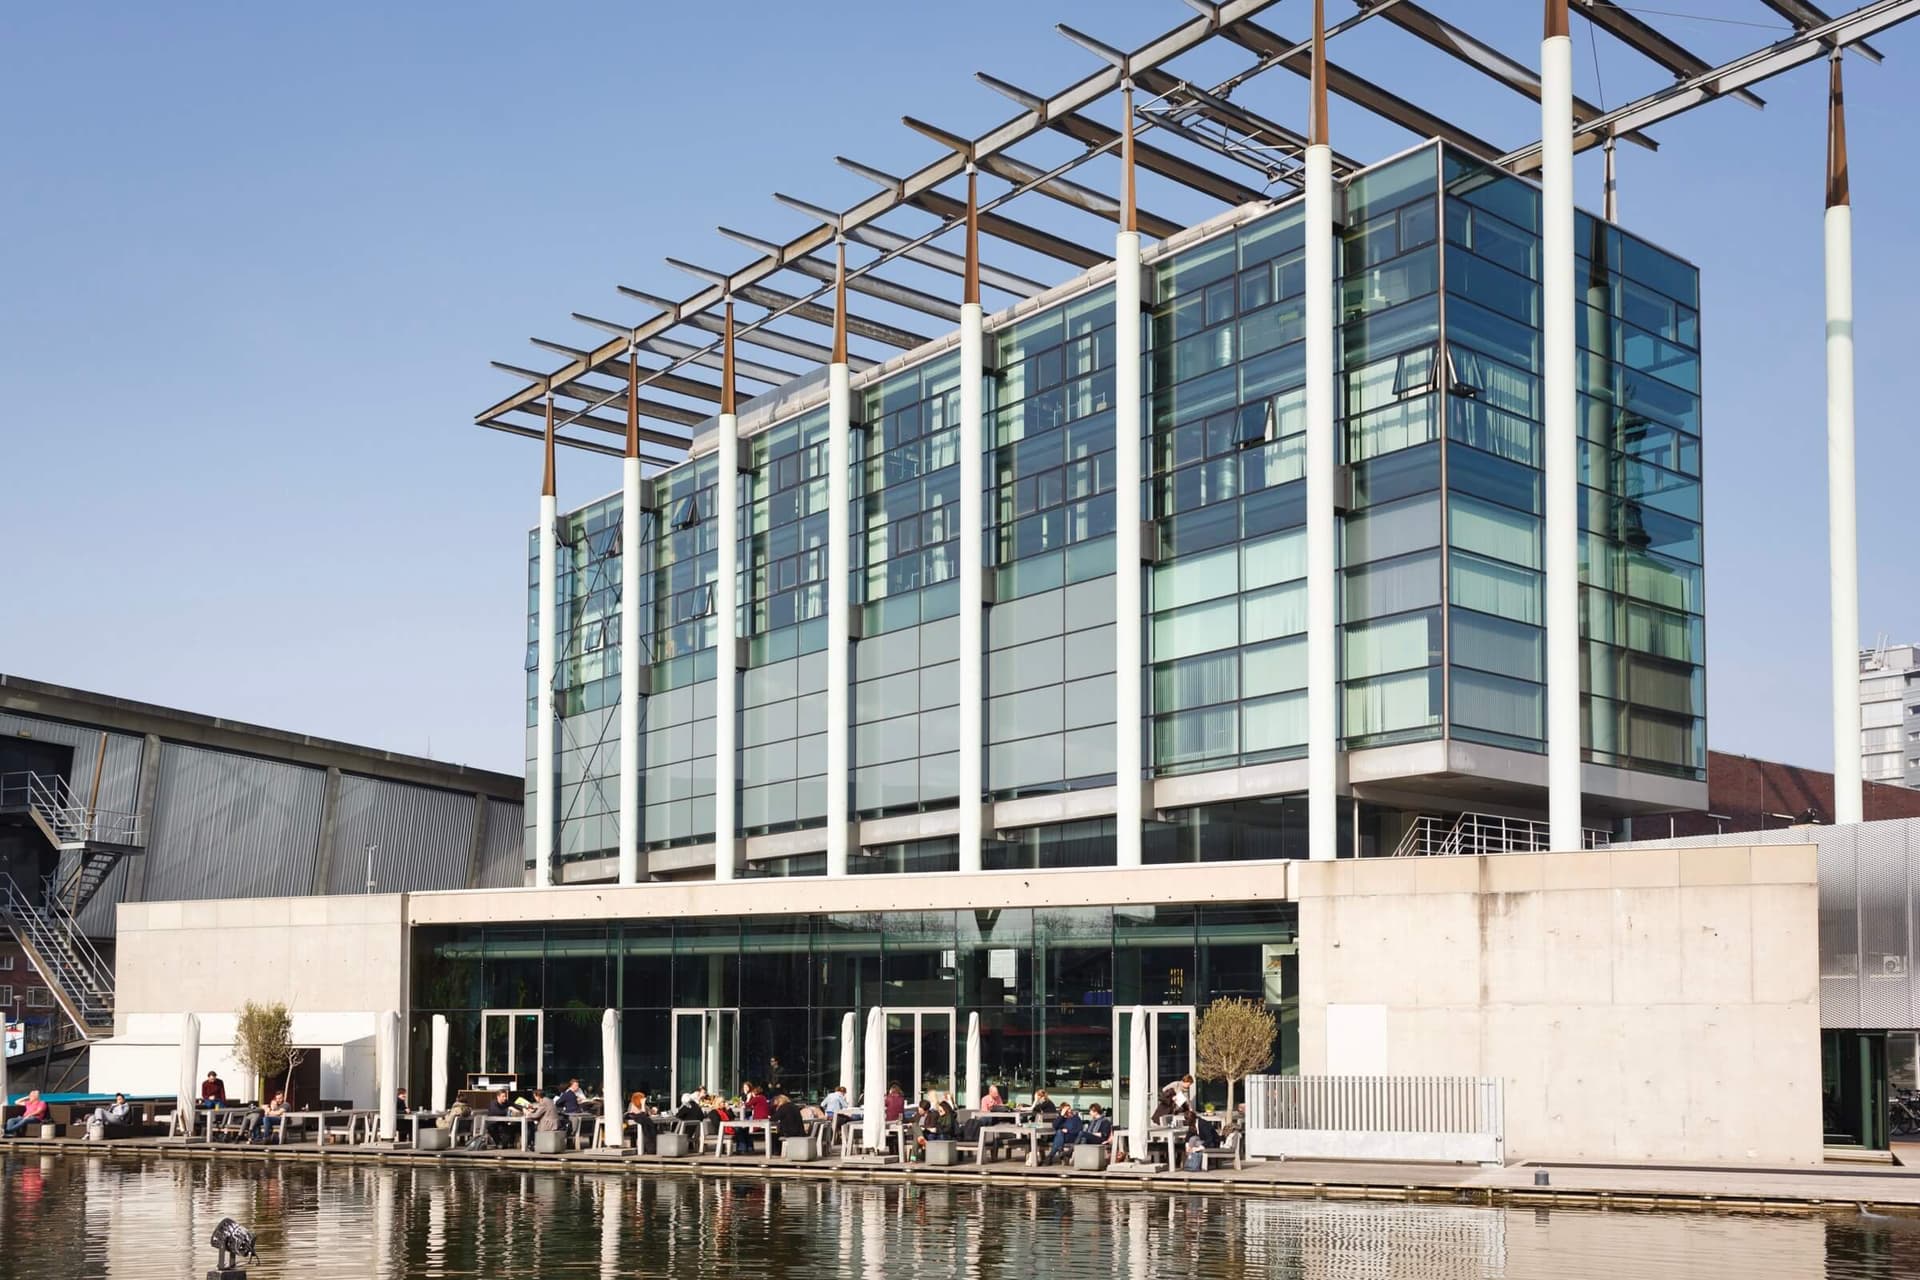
[410,902,1296,1108]
[527,140,1706,873]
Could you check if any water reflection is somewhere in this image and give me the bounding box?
[3,1152,1919,1280]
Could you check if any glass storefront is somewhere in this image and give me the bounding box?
[410,902,1296,1110]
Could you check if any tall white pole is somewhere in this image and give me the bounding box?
[1304,0,1338,862]
[376,1009,398,1141]
[430,1014,449,1113]
[958,166,987,874]
[1825,53,1863,826]
[716,302,742,879]
[618,346,643,886]
[1542,0,1582,852]
[1113,80,1145,868]
[827,238,853,878]
[536,392,559,886]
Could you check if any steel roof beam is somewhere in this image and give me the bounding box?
[619,286,873,370]
[1130,65,1345,172]
[838,157,1108,271]
[660,267,927,349]
[477,0,1288,428]
[484,420,631,460]
[1221,20,1505,160]
[718,228,964,324]
[776,193,1050,296]
[1501,0,1920,171]
[634,330,793,387]
[1024,96,1271,208]
[898,115,1185,240]
[504,404,690,450]
[1578,0,1764,109]
[1372,2,1656,150]
[1759,0,1884,58]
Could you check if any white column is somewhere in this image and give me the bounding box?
[1542,21,1582,852]
[1826,207,1862,824]
[827,361,852,876]
[715,410,741,878]
[618,454,642,886]
[1113,229,1144,867]
[1304,142,1337,862]
[958,300,986,873]
[536,490,558,886]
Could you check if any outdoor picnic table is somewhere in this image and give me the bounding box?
[973,1114,1051,1164]
[281,1109,379,1146]
[410,1109,452,1147]
[713,1117,775,1164]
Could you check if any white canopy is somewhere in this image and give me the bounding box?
[600,1009,624,1148]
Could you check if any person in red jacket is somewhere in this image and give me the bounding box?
[200,1071,227,1107]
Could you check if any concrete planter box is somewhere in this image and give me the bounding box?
[415,1128,452,1152]
[655,1132,691,1158]
[923,1139,958,1167]
[1070,1143,1108,1172]
[36,1125,58,1140]
[781,1136,819,1162]
[533,1130,569,1155]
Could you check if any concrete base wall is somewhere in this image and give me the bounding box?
[1292,846,1823,1165]
[96,893,409,1107]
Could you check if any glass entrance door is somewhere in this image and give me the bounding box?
[882,1008,956,1100]
[479,1009,543,1091]
[1113,1005,1196,1108]
[671,1008,739,1102]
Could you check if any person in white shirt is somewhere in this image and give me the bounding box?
[823,1084,855,1136]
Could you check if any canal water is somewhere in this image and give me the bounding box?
[2,1152,1917,1279]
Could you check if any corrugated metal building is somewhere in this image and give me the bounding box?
[0,674,524,948]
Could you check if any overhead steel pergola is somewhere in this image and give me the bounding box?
[474,0,1915,468]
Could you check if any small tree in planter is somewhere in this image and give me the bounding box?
[1195,997,1276,1116]
[234,1001,305,1103]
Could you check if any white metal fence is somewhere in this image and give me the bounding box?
[1244,1074,1504,1165]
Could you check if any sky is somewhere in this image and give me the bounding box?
[1,2,1915,778]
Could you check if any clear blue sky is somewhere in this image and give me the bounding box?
[2,2,1914,777]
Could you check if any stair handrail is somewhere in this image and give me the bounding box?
[0,873,115,1013]
[34,874,115,998]
[0,770,141,846]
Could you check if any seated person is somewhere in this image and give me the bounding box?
[525,1090,562,1150]
[626,1090,658,1154]
[89,1093,133,1128]
[884,1084,905,1123]
[1079,1103,1113,1149]
[1029,1088,1059,1116]
[911,1096,957,1162]
[557,1079,585,1117]
[771,1093,806,1144]
[822,1085,855,1135]
[1045,1103,1082,1164]
[5,1090,49,1136]
[1182,1127,1208,1172]
[249,1092,287,1143]
[201,1071,227,1108]
[484,1088,520,1148]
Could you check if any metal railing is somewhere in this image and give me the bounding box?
[1244,1074,1504,1164]
[0,770,141,847]
[1391,811,1612,858]
[0,873,114,1027]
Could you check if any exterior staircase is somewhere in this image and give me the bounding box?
[1391,811,1613,858]
[0,873,115,1037]
[0,769,143,915]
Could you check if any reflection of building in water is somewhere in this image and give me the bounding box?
[1242,1200,1507,1280]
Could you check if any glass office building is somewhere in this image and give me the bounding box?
[526,141,1706,878]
